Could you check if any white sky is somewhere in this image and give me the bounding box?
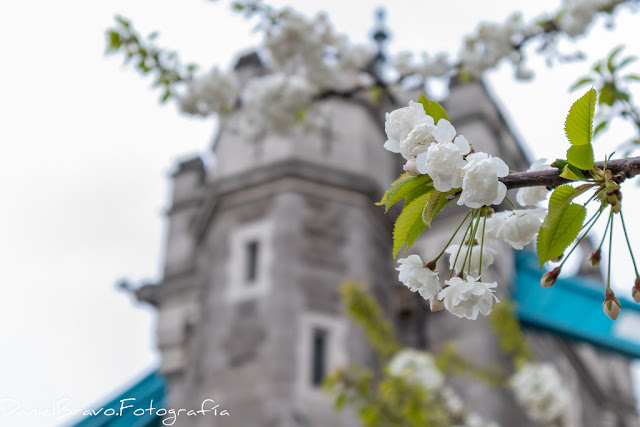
[1,1,639,426]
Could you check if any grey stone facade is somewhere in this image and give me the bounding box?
[136,57,640,426]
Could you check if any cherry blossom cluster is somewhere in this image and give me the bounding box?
[510,362,571,426]
[155,0,633,135]
[388,349,501,427]
[384,101,510,209]
[385,101,552,320]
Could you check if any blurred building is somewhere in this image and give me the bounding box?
[74,54,640,427]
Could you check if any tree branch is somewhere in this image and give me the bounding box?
[499,156,640,189]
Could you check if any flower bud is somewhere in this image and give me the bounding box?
[541,267,561,288]
[425,260,437,271]
[633,278,640,304]
[403,159,419,176]
[603,289,621,320]
[605,179,619,194]
[588,249,601,267]
[430,297,445,312]
[607,190,622,213]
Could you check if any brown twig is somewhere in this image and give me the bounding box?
[500,156,640,190]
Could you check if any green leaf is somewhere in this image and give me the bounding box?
[393,191,432,258]
[376,174,410,206]
[617,56,636,71]
[537,185,586,266]
[418,94,450,124]
[593,120,608,138]
[569,77,594,92]
[560,165,586,180]
[377,174,433,212]
[554,158,569,172]
[567,143,594,169]
[565,88,596,146]
[607,45,625,74]
[538,204,586,266]
[406,212,428,252]
[599,83,615,106]
[422,190,453,227]
[623,73,640,81]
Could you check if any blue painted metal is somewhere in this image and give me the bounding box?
[514,250,640,358]
[71,370,165,427]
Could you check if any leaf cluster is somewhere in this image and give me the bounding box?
[571,45,640,150]
[106,16,197,102]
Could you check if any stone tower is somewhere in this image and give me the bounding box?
[137,54,400,426]
[136,55,640,427]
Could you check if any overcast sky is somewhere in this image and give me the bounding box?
[1,1,639,426]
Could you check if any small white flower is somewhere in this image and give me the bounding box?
[438,276,499,320]
[179,67,239,116]
[396,255,441,300]
[416,135,471,191]
[384,102,431,156]
[517,159,553,206]
[242,73,311,133]
[495,209,546,250]
[445,243,496,277]
[388,349,444,391]
[510,362,571,424]
[441,386,464,413]
[458,152,509,209]
[481,213,505,241]
[462,413,501,427]
[401,118,456,159]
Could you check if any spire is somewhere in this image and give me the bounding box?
[370,7,389,77]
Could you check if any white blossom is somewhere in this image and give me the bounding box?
[492,209,546,250]
[242,73,311,134]
[402,118,457,160]
[445,243,496,277]
[461,413,501,427]
[391,51,414,75]
[481,214,505,241]
[458,152,509,209]
[388,349,444,391]
[517,159,553,206]
[337,41,373,70]
[391,51,449,79]
[179,68,239,116]
[438,276,499,320]
[416,134,470,191]
[557,0,622,37]
[414,52,449,79]
[396,255,441,300]
[441,386,464,413]
[459,15,523,77]
[383,101,431,157]
[510,362,571,425]
[263,11,344,89]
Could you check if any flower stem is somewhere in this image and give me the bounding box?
[620,211,640,278]
[450,209,477,279]
[598,211,613,252]
[607,209,614,291]
[433,210,472,263]
[505,196,517,210]
[464,210,482,276]
[479,213,487,279]
[559,207,604,269]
